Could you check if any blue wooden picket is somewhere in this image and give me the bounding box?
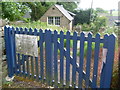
[66,31,71,87]
[92,33,100,88]
[78,32,85,88]
[59,31,64,85]
[100,34,109,88]
[72,32,77,87]
[4,26,116,88]
[39,29,44,81]
[85,33,92,88]
[45,30,52,85]
[53,30,58,87]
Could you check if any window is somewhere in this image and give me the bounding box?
[48,17,53,25]
[48,17,60,26]
[55,17,60,25]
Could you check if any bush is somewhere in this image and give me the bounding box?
[104,26,118,35]
[80,16,108,34]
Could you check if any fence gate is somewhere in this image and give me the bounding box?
[4,26,116,88]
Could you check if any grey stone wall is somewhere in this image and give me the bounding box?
[0,26,7,87]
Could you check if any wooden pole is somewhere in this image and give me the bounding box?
[118,1,120,88]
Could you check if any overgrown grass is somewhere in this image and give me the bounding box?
[11,20,68,33]
[77,42,103,57]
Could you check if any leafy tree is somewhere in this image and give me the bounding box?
[56,2,78,12]
[2,2,29,21]
[79,15,107,34]
[2,2,78,21]
[91,16,107,33]
[73,9,92,25]
[22,2,55,21]
[23,2,78,21]
[0,3,2,18]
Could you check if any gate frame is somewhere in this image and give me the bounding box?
[4,26,116,88]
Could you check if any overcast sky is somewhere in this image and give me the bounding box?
[78,0,119,10]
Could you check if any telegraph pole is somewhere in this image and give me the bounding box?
[90,0,93,23]
[118,1,120,88]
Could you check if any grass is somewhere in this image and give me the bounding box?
[10,21,68,33]
[2,76,49,88]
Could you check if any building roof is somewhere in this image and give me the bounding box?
[55,4,75,21]
[67,11,76,16]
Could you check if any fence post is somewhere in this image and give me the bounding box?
[4,26,16,78]
[100,34,116,88]
[103,34,116,88]
[45,30,52,85]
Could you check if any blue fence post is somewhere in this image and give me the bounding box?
[101,34,116,88]
[59,31,64,86]
[92,33,100,88]
[66,31,70,87]
[53,30,58,87]
[39,29,44,81]
[72,31,77,87]
[78,32,85,88]
[100,34,109,88]
[4,26,16,77]
[45,30,52,85]
[85,33,92,88]
[11,27,17,75]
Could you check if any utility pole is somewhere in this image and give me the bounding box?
[116,1,120,88]
[118,1,120,88]
[90,0,93,23]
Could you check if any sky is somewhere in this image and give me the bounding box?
[78,0,119,10]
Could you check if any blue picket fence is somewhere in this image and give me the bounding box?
[4,26,116,88]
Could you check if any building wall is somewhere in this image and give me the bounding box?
[40,5,72,30]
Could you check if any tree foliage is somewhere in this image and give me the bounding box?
[2,2,29,21]
[56,2,78,12]
[22,2,55,21]
[1,2,78,21]
[73,9,92,25]
[73,8,108,34]
[81,16,108,34]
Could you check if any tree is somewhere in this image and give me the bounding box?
[56,2,78,12]
[91,16,107,33]
[23,2,78,21]
[22,2,55,21]
[73,9,92,25]
[0,2,2,18]
[2,2,29,21]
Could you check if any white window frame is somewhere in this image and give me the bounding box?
[47,17,54,25]
[47,16,60,26]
